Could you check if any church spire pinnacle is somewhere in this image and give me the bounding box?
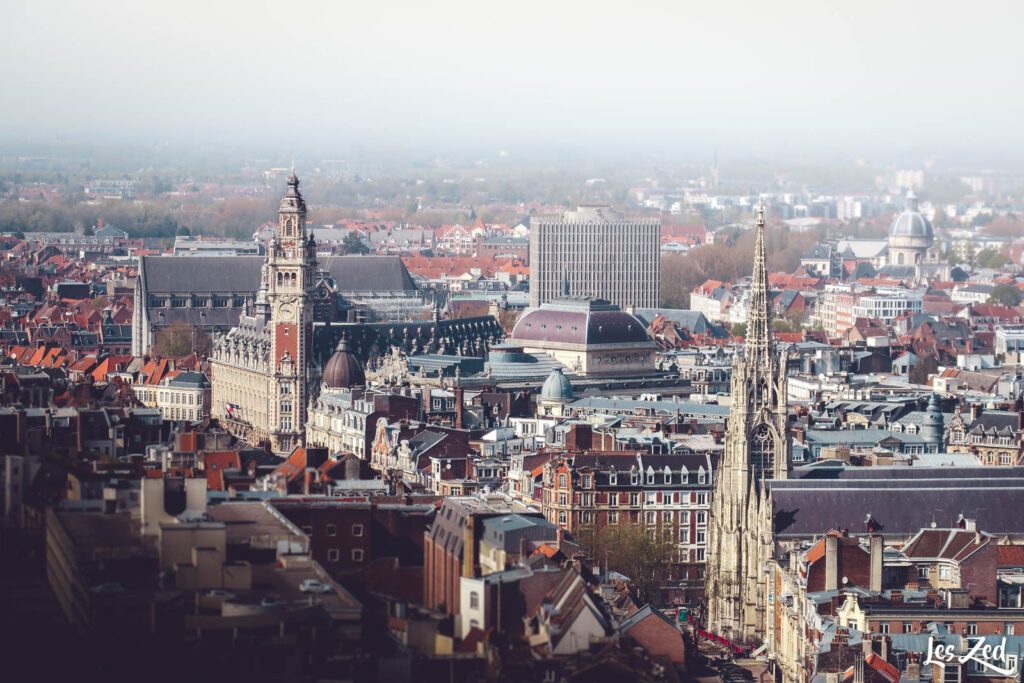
[745,202,772,362]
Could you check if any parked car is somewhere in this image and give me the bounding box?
[299,579,331,594]
[205,589,236,600]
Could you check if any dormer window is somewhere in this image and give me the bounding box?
[609,469,617,486]
[646,468,655,485]
[630,467,638,485]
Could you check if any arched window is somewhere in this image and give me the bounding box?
[898,253,904,265]
[283,218,294,236]
[277,272,283,286]
[751,423,776,478]
[557,473,567,489]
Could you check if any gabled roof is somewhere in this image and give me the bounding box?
[901,528,993,563]
[272,446,307,484]
[619,602,677,633]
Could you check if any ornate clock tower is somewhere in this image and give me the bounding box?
[266,172,317,452]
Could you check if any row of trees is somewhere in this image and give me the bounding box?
[0,195,290,240]
[153,323,212,358]
[945,244,1014,270]
[574,523,677,604]
[661,226,819,309]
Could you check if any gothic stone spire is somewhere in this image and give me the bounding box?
[745,203,772,365]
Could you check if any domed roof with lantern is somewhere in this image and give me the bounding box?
[889,190,934,239]
[540,367,574,401]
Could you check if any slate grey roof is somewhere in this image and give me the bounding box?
[481,514,558,552]
[773,466,1024,537]
[141,254,417,294]
[408,430,449,455]
[167,371,210,388]
[959,284,994,294]
[877,264,917,278]
[633,308,714,334]
[149,308,247,327]
[101,324,132,341]
[567,396,730,418]
[804,428,926,447]
[851,262,877,279]
[406,354,484,377]
[802,244,832,260]
[895,411,956,428]
[484,349,567,382]
[970,410,1021,432]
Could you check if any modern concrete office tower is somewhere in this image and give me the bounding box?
[528,205,660,310]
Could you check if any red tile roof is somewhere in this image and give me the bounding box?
[998,545,1024,567]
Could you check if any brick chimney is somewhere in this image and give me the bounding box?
[421,388,432,419]
[455,386,464,429]
[870,534,883,593]
[825,534,839,591]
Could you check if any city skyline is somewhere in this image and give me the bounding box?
[3,2,1024,681]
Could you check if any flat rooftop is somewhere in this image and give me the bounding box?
[206,501,304,546]
[55,511,155,562]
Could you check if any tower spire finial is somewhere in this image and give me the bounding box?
[746,199,772,362]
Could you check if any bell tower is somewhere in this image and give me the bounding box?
[266,172,317,452]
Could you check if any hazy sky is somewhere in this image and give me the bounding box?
[4,0,1023,162]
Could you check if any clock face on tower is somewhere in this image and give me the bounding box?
[278,302,295,321]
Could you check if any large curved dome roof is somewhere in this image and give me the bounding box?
[889,190,934,239]
[511,296,651,346]
[322,338,365,388]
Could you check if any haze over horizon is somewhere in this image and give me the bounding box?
[4,0,1024,166]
